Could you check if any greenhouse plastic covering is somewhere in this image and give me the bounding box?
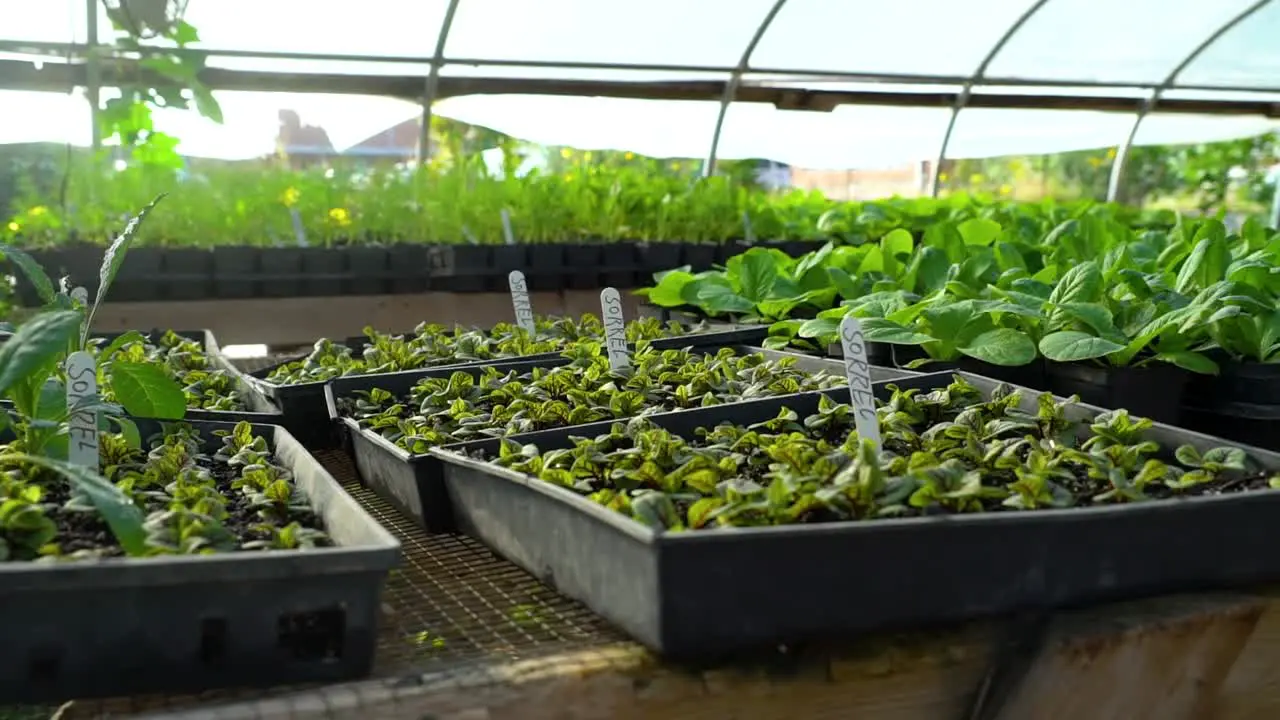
[1,0,1279,166]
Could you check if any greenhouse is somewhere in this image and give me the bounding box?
[2,1,1280,718]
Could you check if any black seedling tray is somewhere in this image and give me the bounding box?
[427,372,1280,659]
[1042,360,1189,425]
[0,419,400,703]
[328,348,916,534]
[247,325,770,451]
[91,329,283,424]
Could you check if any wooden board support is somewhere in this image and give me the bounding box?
[115,593,1276,720]
[86,290,644,347]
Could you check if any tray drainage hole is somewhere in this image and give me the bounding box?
[277,606,345,663]
[200,617,228,664]
[27,645,63,683]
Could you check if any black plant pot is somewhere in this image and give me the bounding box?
[434,245,485,293]
[1185,359,1280,407]
[1043,361,1190,425]
[161,248,213,300]
[601,243,639,289]
[526,244,566,293]
[636,243,683,281]
[386,245,429,294]
[108,246,164,302]
[344,246,388,296]
[563,244,603,290]
[300,246,346,296]
[59,244,102,295]
[211,247,257,299]
[683,244,718,272]
[258,247,304,298]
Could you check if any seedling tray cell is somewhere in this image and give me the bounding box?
[328,347,917,534]
[0,419,400,703]
[91,329,283,423]
[427,372,1280,659]
[246,325,772,450]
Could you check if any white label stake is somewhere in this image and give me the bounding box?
[289,207,309,247]
[66,351,99,471]
[839,316,881,453]
[600,287,631,371]
[500,209,516,246]
[508,270,536,335]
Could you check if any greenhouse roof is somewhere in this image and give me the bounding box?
[2,0,1279,172]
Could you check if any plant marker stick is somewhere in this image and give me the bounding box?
[500,208,515,246]
[461,225,480,245]
[508,270,536,335]
[289,207,309,247]
[743,211,756,244]
[600,287,632,371]
[839,315,881,453]
[70,286,88,306]
[66,351,99,471]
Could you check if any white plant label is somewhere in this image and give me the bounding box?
[289,207,309,247]
[66,351,99,470]
[743,211,756,244]
[461,225,480,245]
[500,209,516,246]
[839,315,881,453]
[600,287,631,371]
[508,270,536,335]
[70,286,88,306]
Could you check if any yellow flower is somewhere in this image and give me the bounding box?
[6,221,18,232]
[670,162,682,171]
[560,148,573,159]
[969,173,984,184]
[328,207,351,226]
[938,172,949,182]
[583,151,593,161]
[1106,147,1117,160]
[27,205,48,217]
[280,187,300,207]
[564,173,575,183]
[1088,157,1102,168]
[624,152,634,160]
[999,184,1013,195]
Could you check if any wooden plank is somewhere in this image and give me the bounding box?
[988,594,1265,720]
[85,290,642,346]
[1209,588,1280,720]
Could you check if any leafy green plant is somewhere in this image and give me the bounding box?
[267,315,704,385]
[338,345,846,453]
[478,375,1280,531]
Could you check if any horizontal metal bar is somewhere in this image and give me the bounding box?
[5,37,1280,96]
[4,58,1277,118]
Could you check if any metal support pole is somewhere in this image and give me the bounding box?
[703,0,790,178]
[86,0,101,149]
[929,0,1055,197]
[1106,0,1273,202]
[418,0,462,164]
[1269,169,1280,228]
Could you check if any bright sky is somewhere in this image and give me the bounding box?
[1,0,1278,166]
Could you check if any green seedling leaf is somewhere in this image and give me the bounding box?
[110,361,188,419]
[646,270,695,307]
[84,194,166,347]
[860,318,932,345]
[1152,351,1219,375]
[959,329,1036,367]
[7,452,147,556]
[97,330,149,362]
[0,310,81,398]
[737,248,779,302]
[0,244,56,304]
[1039,331,1125,363]
[957,218,1002,246]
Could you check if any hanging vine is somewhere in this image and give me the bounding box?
[97,0,223,168]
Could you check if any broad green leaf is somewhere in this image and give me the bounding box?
[695,282,756,315]
[9,453,147,555]
[647,271,694,307]
[1047,261,1102,307]
[95,330,149,362]
[921,301,977,345]
[1174,234,1229,296]
[994,242,1027,272]
[1039,331,1124,362]
[860,318,932,345]
[908,246,950,294]
[736,248,779,302]
[959,329,1036,366]
[0,244,56,303]
[109,361,188,419]
[957,218,1002,246]
[1052,302,1126,343]
[858,246,885,274]
[880,229,914,277]
[797,317,840,339]
[0,310,81,399]
[1152,351,1218,375]
[84,194,166,346]
[826,267,862,300]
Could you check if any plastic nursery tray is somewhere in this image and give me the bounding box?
[244,325,770,451]
[327,346,917,534]
[92,328,283,423]
[426,372,1280,659]
[0,418,400,703]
